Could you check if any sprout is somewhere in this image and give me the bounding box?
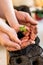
[19,25,27,32]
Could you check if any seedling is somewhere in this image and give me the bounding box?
[19,25,27,32]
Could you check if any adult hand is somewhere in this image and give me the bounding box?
[15,10,38,25]
[10,10,38,32]
[0,31,21,51]
[0,18,21,51]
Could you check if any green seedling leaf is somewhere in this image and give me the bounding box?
[19,25,27,32]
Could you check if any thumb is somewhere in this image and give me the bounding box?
[25,13,38,25]
[8,28,21,45]
[14,36,21,45]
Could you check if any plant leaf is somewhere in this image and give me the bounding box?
[20,26,27,32]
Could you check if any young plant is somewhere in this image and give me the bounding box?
[19,25,27,32]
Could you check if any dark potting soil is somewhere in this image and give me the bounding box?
[17,31,25,39]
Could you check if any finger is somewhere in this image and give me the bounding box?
[0,18,11,33]
[0,31,21,49]
[21,37,29,43]
[0,18,21,44]
[15,10,38,25]
[6,47,18,51]
[25,13,38,25]
[10,29,21,43]
[4,39,21,50]
[21,41,31,48]
[25,26,30,31]
[0,31,9,45]
[15,10,25,22]
[14,36,21,44]
[16,11,38,25]
[30,32,36,41]
[8,28,21,44]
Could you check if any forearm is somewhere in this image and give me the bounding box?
[0,0,19,29]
